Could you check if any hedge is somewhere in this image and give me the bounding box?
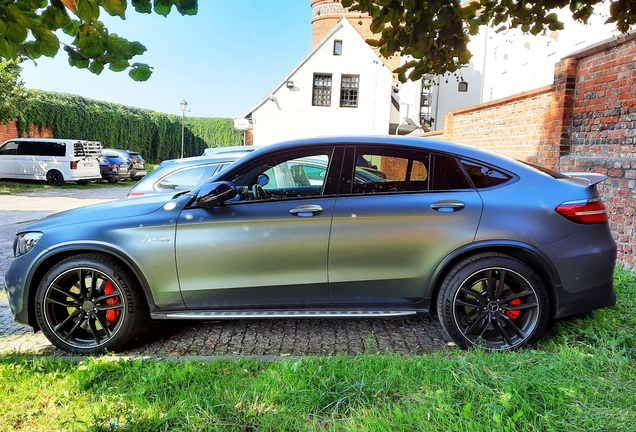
[17,90,243,163]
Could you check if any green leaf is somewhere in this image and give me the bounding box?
[175,0,197,16]
[89,59,104,74]
[131,0,152,13]
[62,19,81,36]
[129,41,146,55]
[129,63,152,81]
[0,38,18,61]
[100,0,127,18]
[153,0,172,17]
[41,4,71,30]
[76,0,100,22]
[4,20,29,44]
[108,60,128,72]
[68,55,90,68]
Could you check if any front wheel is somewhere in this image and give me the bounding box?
[34,254,147,353]
[437,253,549,350]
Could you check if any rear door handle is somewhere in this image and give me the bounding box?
[431,200,465,212]
[290,204,323,217]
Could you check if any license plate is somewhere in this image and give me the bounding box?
[82,163,95,168]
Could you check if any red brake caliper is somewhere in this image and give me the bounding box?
[506,298,522,319]
[103,281,120,324]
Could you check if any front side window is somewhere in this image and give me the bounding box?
[312,74,332,107]
[340,75,359,108]
[229,150,333,202]
[0,142,18,155]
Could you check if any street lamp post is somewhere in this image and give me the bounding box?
[180,99,189,158]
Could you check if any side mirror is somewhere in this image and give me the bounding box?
[196,181,238,207]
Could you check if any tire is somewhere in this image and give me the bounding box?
[108,178,118,183]
[46,170,65,187]
[437,253,549,351]
[131,176,141,182]
[34,254,148,353]
[77,180,89,185]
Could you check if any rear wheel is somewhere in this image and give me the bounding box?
[46,170,65,186]
[437,253,549,350]
[35,254,147,353]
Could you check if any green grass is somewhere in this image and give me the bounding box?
[0,164,157,195]
[1,268,634,431]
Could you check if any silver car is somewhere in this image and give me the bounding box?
[4,136,617,353]
[126,153,251,198]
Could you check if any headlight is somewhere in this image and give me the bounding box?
[14,232,43,257]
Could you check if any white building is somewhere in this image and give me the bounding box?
[242,18,396,146]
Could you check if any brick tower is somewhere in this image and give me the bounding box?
[310,0,400,74]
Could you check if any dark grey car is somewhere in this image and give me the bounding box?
[4,136,617,353]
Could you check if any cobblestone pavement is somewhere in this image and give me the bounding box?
[0,186,453,357]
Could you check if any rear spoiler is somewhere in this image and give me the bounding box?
[561,172,608,186]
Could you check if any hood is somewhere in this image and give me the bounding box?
[20,193,184,232]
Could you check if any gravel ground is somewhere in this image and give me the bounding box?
[0,186,452,357]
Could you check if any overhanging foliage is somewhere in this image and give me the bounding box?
[343,0,636,82]
[0,0,198,81]
[17,89,242,162]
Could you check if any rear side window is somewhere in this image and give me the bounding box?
[461,160,512,188]
[17,141,65,157]
[348,148,471,194]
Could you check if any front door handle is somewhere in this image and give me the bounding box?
[431,200,465,212]
[290,204,323,217]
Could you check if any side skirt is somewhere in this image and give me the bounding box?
[151,309,419,320]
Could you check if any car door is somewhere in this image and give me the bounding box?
[0,141,19,178]
[328,146,483,306]
[175,146,342,309]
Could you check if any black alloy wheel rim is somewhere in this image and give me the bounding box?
[452,267,540,349]
[42,267,125,349]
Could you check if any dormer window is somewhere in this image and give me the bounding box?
[334,40,342,56]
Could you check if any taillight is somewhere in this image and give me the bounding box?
[70,161,78,169]
[127,192,145,197]
[556,198,608,224]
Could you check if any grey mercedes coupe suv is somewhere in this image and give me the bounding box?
[5,136,617,353]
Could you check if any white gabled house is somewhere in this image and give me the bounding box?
[241,18,397,146]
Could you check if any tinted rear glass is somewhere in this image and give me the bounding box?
[461,160,512,188]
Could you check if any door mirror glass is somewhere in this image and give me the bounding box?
[196,181,238,207]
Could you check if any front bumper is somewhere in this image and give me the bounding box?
[4,250,39,328]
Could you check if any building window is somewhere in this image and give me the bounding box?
[312,74,332,107]
[333,40,342,55]
[340,74,359,108]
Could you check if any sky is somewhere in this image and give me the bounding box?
[19,1,312,119]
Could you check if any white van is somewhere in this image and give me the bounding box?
[0,138,102,186]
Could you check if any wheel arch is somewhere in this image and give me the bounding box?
[25,244,156,331]
[426,241,562,318]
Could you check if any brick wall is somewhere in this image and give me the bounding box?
[563,33,636,268]
[0,120,53,142]
[420,33,636,269]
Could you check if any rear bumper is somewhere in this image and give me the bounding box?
[552,281,616,318]
[101,171,130,181]
[541,225,617,318]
